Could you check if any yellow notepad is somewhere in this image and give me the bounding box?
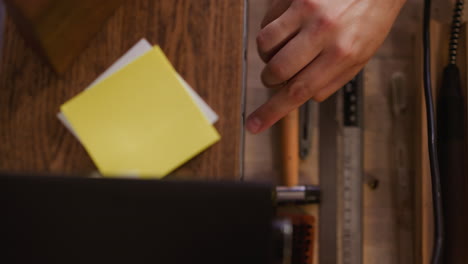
[61,46,220,178]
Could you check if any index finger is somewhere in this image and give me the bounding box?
[246,52,341,134]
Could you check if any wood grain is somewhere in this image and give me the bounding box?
[0,0,246,180]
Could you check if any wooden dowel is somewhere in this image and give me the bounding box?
[280,109,299,187]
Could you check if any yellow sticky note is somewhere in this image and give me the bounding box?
[61,46,220,178]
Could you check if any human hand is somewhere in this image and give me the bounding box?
[246,0,406,134]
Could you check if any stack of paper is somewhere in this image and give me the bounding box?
[59,39,220,178]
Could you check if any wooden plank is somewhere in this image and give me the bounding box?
[363,59,416,264]
[361,2,420,263]
[0,0,246,180]
[3,0,125,73]
[318,94,338,264]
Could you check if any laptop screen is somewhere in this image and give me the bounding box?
[1,174,274,264]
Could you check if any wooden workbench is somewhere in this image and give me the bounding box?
[0,0,246,179]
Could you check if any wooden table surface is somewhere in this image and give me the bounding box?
[0,0,246,180]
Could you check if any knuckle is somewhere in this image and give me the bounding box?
[315,15,334,32]
[334,43,355,60]
[296,0,318,13]
[285,81,311,104]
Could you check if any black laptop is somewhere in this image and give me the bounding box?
[1,173,274,264]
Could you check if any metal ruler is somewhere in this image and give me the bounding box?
[337,73,363,264]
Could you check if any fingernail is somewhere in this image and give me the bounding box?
[246,116,262,134]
